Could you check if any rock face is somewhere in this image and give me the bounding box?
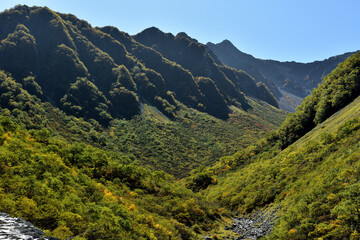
[0,212,59,240]
[207,40,355,112]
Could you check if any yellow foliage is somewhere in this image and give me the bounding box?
[103,189,117,202]
[128,203,136,211]
[3,131,12,142]
[52,225,73,239]
[129,191,138,197]
[109,129,115,136]
[327,193,337,203]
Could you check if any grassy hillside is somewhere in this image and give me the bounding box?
[0,71,239,240]
[199,51,360,239]
[0,69,285,178]
[204,95,360,239]
[7,4,360,240]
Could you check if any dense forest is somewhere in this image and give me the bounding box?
[0,4,359,240]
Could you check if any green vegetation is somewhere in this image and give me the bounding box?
[0,4,286,178]
[198,51,360,239]
[133,27,278,109]
[0,68,285,178]
[274,51,360,149]
[0,69,284,239]
[204,96,360,239]
[2,4,359,240]
[0,115,225,239]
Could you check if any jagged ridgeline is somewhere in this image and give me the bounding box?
[207,39,354,112]
[133,27,278,109]
[0,5,277,124]
[199,51,360,239]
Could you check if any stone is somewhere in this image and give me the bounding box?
[0,212,60,240]
[225,209,277,240]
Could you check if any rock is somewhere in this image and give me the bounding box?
[202,236,212,239]
[0,212,60,240]
[225,209,277,240]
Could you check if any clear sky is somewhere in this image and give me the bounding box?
[1,0,359,62]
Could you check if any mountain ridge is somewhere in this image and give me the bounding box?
[0,5,281,125]
[133,26,279,109]
[1,4,360,240]
[207,39,356,111]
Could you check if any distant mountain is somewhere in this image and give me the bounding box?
[207,40,355,111]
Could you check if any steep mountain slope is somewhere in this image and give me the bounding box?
[133,27,278,108]
[0,5,205,120]
[0,5,281,124]
[198,51,360,239]
[0,6,287,239]
[0,67,285,179]
[207,40,355,111]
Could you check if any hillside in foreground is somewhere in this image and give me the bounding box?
[0,69,285,239]
[198,51,360,239]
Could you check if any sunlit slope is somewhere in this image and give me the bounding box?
[203,52,360,239]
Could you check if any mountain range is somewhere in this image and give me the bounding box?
[0,4,360,240]
[207,40,354,111]
[0,5,280,125]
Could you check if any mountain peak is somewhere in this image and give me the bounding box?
[138,27,175,37]
[175,32,198,42]
[220,39,234,47]
[136,26,162,36]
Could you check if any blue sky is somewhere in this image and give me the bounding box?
[1,0,359,62]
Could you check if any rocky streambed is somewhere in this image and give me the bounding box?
[0,212,59,240]
[203,209,277,240]
[1,209,276,240]
[228,209,277,240]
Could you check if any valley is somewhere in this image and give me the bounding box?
[0,4,359,240]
